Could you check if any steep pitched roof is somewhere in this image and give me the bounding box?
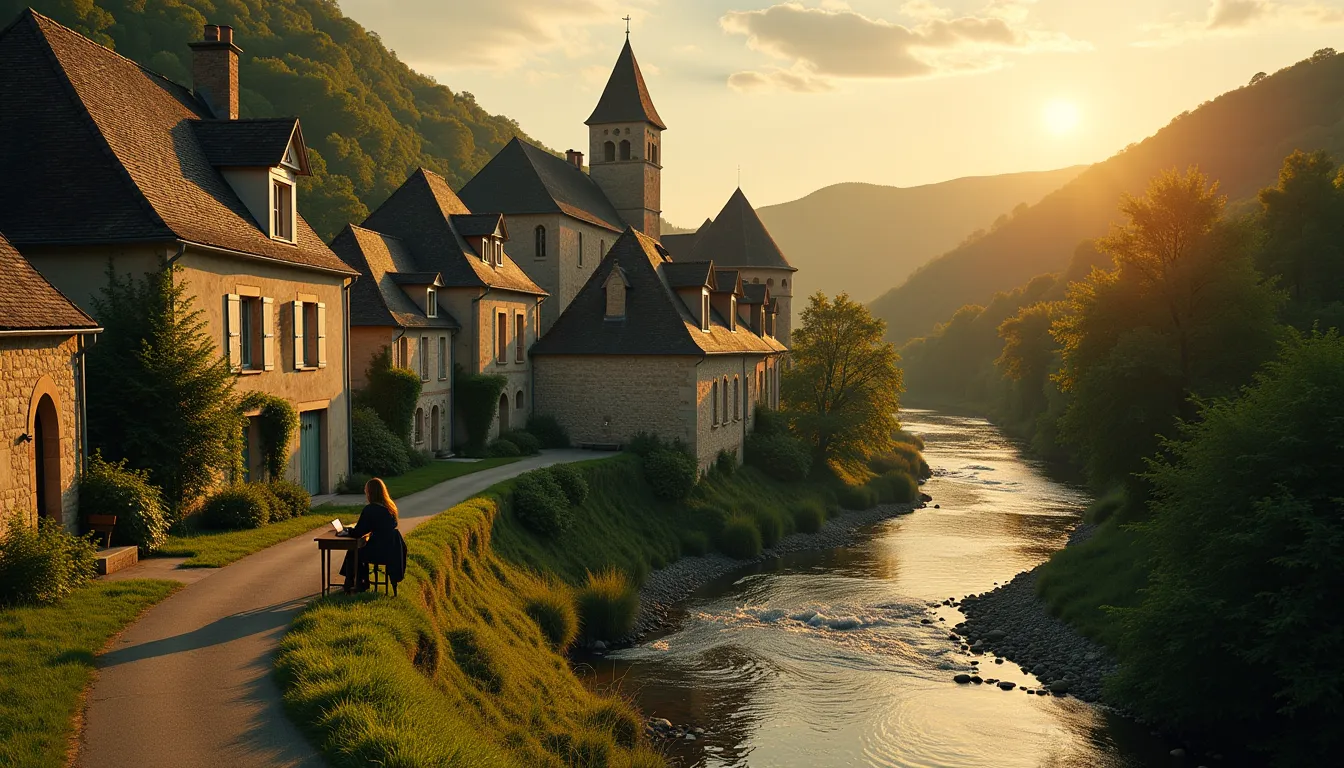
[663,261,713,289]
[741,283,770,305]
[690,188,794,271]
[450,213,504,238]
[532,228,784,357]
[329,225,459,330]
[713,269,743,295]
[0,230,99,332]
[459,139,625,232]
[0,11,352,275]
[586,40,666,130]
[191,118,309,173]
[359,168,546,296]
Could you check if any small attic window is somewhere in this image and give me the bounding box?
[700,289,711,332]
[271,179,294,242]
[494,239,504,267]
[426,287,437,318]
[729,296,737,331]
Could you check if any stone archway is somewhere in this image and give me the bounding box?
[497,393,510,434]
[27,376,63,525]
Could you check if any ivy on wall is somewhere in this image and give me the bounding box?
[241,392,299,481]
[454,365,507,451]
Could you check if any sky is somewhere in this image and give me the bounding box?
[338,0,1344,226]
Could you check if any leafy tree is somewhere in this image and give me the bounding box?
[1256,150,1344,321]
[1111,331,1344,765]
[87,264,242,516]
[1051,168,1283,492]
[783,292,903,481]
[354,347,422,443]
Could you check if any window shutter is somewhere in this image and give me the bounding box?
[316,302,327,369]
[225,294,241,372]
[292,301,304,371]
[261,297,275,371]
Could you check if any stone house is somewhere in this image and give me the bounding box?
[661,188,798,345]
[335,169,547,447]
[0,232,102,535]
[531,228,786,470]
[460,40,664,334]
[0,11,357,494]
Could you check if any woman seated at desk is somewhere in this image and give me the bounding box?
[339,477,407,593]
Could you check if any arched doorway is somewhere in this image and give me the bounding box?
[497,393,510,434]
[31,393,61,524]
[431,406,441,452]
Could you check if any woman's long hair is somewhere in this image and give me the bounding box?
[365,477,399,519]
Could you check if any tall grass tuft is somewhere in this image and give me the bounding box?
[524,579,579,651]
[575,568,640,643]
[717,516,762,560]
[791,500,827,533]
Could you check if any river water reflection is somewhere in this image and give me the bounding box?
[585,410,1177,767]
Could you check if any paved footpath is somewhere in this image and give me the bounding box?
[78,450,607,768]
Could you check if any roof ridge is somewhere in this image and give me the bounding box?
[24,9,202,100]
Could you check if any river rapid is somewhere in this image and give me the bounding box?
[585,410,1179,767]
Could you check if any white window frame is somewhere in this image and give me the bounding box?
[271,179,294,242]
[426,287,437,318]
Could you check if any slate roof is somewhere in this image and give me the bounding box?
[532,228,785,357]
[357,168,546,296]
[0,230,100,332]
[0,11,353,275]
[329,225,459,330]
[191,118,308,173]
[450,213,503,238]
[459,139,626,232]
[586,40,666,130]
[741,283,770,305]
[690,188,794,271]
[663,261,713,289]
[659,232,699,259]
[713,269,743,295]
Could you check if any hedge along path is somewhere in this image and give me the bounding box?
[75,450,608,768]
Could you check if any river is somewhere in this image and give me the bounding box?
[585,410,1179,767]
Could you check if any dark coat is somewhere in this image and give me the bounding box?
[352,503,407,584]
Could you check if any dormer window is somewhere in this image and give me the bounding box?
[604,267,629,320]
[729,296,737,331]
[272,179,294,241]
[494,239,503,266]
[425,287,437,318]
[700,289,711,332]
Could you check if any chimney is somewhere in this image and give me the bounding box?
[566,149,584,169]
[189,23,241,120]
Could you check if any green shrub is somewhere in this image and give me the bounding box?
[408,448,434,468]
[717,516,762,559]
[336,472,372,494]
[752,405,788,436]
[454,367,508,451]
[679,530,710,556]
[686,502,731,533]
[242,392,300,481]
[500,429,541,456]
[79,453,168,554]
[643,448,697,501]
[870,471,919,504]
[575,568,639,642]
[268,480,311,521]
[512,470,573,535]
[525,413,571,448]
[625,431,662,457]
[753,508,784,548]
[837,484,878,511]
[200,485,271,530]
[791,500,827,533]
[256,483,285,522]
[486,438,521,458]
[355,347,422,441]
[744,432,812,482]
[714,449,737,476]
[0,515,98,606]
[869,452,915,476]
[893,428,926,451]
[885,439,931,478]
[351,406,410,476]
[546,463,589,506]
[524,581,578,651]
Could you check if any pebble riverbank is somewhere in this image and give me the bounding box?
[623,500,920,643]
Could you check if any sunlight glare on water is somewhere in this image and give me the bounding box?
[587,410,1173,767]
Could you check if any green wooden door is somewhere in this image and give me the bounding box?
[300,411,321,494]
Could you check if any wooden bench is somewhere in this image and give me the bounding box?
[87,514,138,575]
[88,514,117,548]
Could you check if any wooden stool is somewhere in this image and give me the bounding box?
[368,562,397,596]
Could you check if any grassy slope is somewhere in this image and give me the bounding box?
[383,458,520,499]
[157,507,361,567]
[0,580,181,767]
[278,455,838,767]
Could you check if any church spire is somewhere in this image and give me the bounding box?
[585,39,666,130]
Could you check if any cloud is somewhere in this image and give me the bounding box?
[720,1,1085,91]
[1138,1,1344,46]
[338,0,654,70]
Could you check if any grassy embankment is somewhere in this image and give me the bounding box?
[0,580,181,767]
[155,458,520,568]
[277,454,852,767]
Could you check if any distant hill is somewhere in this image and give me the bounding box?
[1,0,541,240]
[756,168,1085,304]
[870,48,1344,345]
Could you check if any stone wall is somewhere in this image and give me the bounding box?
[533,355,696,449]
[0,335,82,534]
[439,287,536,446]
[694,354,769,470]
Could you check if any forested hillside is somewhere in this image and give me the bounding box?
[871,47,1344,345]
[2,0,540,240]
[757,168,1084,304]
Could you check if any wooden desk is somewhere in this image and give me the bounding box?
[314,530,366,595]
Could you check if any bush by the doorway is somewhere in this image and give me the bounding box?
[0,515,98,606]
[454,367,508,451]
[352,407,410,477]
[79,453,168,555]
[200,485,271,530]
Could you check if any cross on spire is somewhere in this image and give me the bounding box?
[623,15,631,38]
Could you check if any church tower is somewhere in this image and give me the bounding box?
[587,39,665,239]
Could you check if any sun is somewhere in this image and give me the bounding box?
[1042,100,1081,136]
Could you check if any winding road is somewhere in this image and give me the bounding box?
[78,450,606,768]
